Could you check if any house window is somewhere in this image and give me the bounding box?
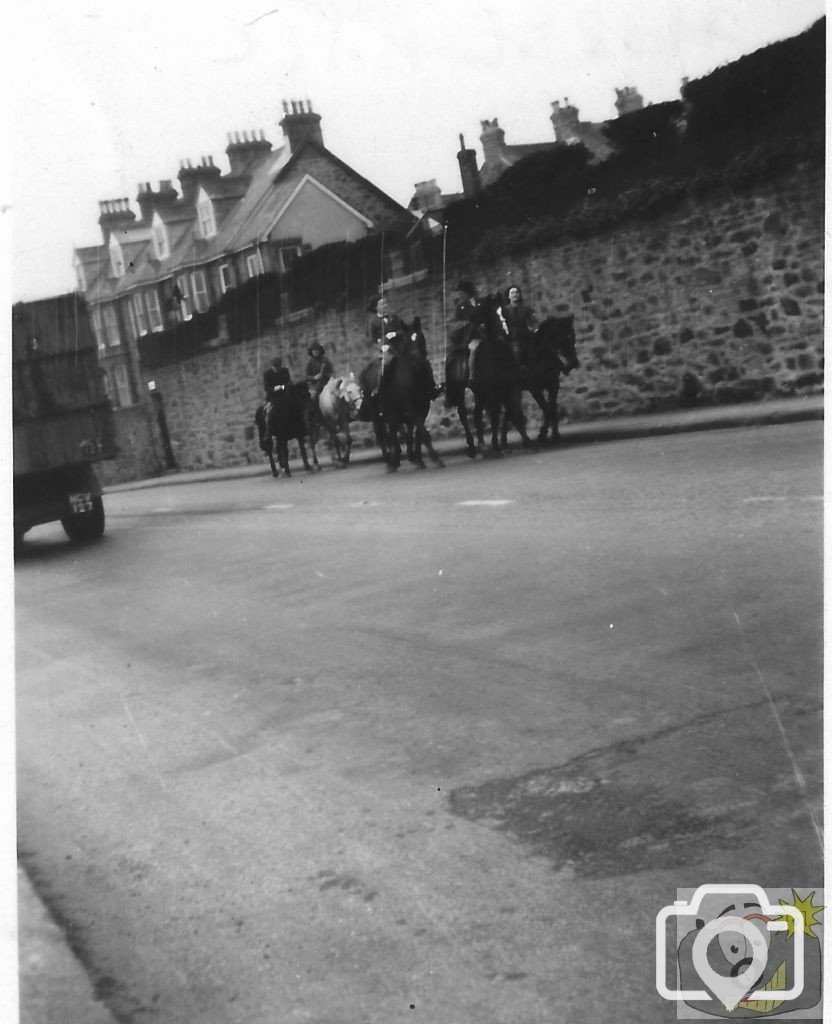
[151,212,170,260]
[102,304,121,347]
[132,293,148,336]
[123,297,137,340]
[109,235,125,278]
[197,189,216,239]
[113,363,133,407]
[91,308,105,350]
[146,289,163,332]
[246,250,264,278]
[175,275,193,319]
[278,245,302,273]
[191,269,209,313]
[219,263,234,293]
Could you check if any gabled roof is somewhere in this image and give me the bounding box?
[78,128,412,306]
[208,137,410,256]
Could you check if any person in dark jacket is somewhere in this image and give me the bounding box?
[263,356,291,404]
[450,280,487,383]
[366,294,441,400]
[502,285,538,367]
[305,343,334,398]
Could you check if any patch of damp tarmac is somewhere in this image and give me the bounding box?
[447,698,820,878]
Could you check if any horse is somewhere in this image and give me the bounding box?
[254,382,321,477]
[444,293,532,457]
[506,314,580,446]
[358,321,444,472]
[318,374,363,466]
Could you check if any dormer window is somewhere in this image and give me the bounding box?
[196,187,217,239]
[151,212,170,260]
[109,234,125,278]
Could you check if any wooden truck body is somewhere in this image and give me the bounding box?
[13,293,118,544]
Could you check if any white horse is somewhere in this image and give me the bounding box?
[318,374,363,466]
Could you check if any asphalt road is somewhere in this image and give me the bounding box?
[15,422,823,1024]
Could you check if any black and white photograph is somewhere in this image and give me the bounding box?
[7,1,825,1021]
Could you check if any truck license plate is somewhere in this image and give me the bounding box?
[68,492,93,514]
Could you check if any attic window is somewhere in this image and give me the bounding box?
[246,250,264,278]
[197,188,217,239]
[151,212,170,260]
[278,245,301,273]
[109,235,125,278]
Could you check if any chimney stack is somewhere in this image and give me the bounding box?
[479,118,506,167]
[136,180,179,224]
[178,154,223,203]
[97,197,136,244]
[550,98,581,143]
[279,99,324,153]
[225,129,272,176]
[457,133,482,199]
[615,86,644,117]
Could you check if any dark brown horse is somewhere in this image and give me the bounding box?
[444,293,531,457]
[358,321,444,471]
[254,382,321,477]
[504,314,580,446]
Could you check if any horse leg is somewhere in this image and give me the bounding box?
[277,438,291,477]
[267,440,279,477]
[455,398,477,458]
[330,428,344,466]
[385,420,401,471]
[482,397,502,456]
[528,386,551,444]
[549,379,562,442]
[473,392,488,453]
[507,387,533,449]
[308,431,321,471]
[297,436,313,472]
[418,423,445,468]
[342,423,352,465]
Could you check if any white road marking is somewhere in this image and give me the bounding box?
[348,500,379,507]
[456,499,515,507]
[264,503,294,510]
[743,495,822,502]
[151,507,174,513]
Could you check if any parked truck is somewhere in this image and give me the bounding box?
[13,292,118,547]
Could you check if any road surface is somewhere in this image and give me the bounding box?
[15,422,823,1023]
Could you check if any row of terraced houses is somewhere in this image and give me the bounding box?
[74,90,643,416]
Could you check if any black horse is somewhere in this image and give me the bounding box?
[504,315,580,446]
[444,293,531,457]
[358,320,444,471]
[254,382,321,477]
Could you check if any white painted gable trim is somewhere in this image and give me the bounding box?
[266,173,374,236]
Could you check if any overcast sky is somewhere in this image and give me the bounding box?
[7,0,826,301]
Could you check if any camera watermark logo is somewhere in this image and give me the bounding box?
[656,885,823,1019]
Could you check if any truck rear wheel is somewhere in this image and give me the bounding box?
[61,496,105,542]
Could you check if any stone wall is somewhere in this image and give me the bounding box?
[143,164,823,475]
[98,404,168,485]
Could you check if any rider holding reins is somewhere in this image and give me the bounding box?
[366,294,441,400]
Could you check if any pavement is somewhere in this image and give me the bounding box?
[14,392,824,1024]
[105,393,824,493]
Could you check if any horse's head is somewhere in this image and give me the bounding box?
[537,315,580,375]
[339,374,364,416]
[480,293,510,340]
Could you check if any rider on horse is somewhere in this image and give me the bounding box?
[502,285,538,371]
[366,294,441,400]
[305,342,334,399]
[263,355,291,403]
[449,280,489,384]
